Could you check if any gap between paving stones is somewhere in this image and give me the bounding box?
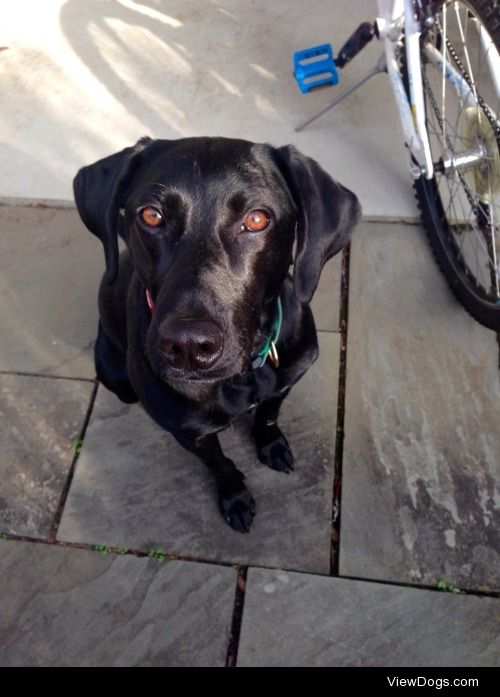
[330,244,350,574]
[0,198,75,209]
[2,533,499,599]
[0,370,96,383]
[0,198,424,226]
[49,380,99,542]
[225,567,248,668]
[0,533,240,568]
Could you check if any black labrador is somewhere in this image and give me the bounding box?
[74,137,361,532]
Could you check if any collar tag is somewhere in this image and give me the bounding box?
[269,341,279,368]
[145,288,155,313]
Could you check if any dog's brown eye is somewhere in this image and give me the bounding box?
[241,209,271,233]
[139,206,163,228]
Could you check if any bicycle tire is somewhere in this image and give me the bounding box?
[405,0,500,331]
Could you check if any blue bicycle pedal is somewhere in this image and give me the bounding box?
[293,44,339,94]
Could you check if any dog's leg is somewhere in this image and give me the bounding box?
[175,432,256,533]
[95,322,138,404]
[253,392,294,473]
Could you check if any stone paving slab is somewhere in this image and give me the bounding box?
[58,333,339,573]
[0,206,102,378]
[0,374,94,537]
[238,568,500,667]
[340,223,500,592]
[0,539,235,666]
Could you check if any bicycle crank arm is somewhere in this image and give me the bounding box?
[336,22,377,68]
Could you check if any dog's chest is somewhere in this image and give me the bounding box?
[217,364,284,418]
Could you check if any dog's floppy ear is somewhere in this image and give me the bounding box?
[275,145,361,304]
[73,137,152,283]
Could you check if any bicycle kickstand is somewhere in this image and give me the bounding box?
[295,52,386,132]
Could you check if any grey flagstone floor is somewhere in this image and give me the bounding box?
[0,206,498,666]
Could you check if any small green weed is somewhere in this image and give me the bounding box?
[72,437,83,456]
[93,544,110,555]
[437,579,460,593]
[149,548,167,562]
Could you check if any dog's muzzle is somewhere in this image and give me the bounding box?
[159,317,224,372]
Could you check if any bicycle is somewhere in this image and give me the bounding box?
[293,0,500,331]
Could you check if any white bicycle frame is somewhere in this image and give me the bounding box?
[377,0,498,180]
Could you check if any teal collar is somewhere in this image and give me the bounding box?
[251,298,283,370]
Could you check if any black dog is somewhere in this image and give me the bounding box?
[74,137,361,532]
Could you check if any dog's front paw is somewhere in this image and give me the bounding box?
[254,426,294,474]
[218,471,256,533]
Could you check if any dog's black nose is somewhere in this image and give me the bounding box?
[160,319,224,371]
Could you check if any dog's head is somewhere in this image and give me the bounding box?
[74,137,360,387]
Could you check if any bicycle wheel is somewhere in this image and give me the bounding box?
[409,0,500,330]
